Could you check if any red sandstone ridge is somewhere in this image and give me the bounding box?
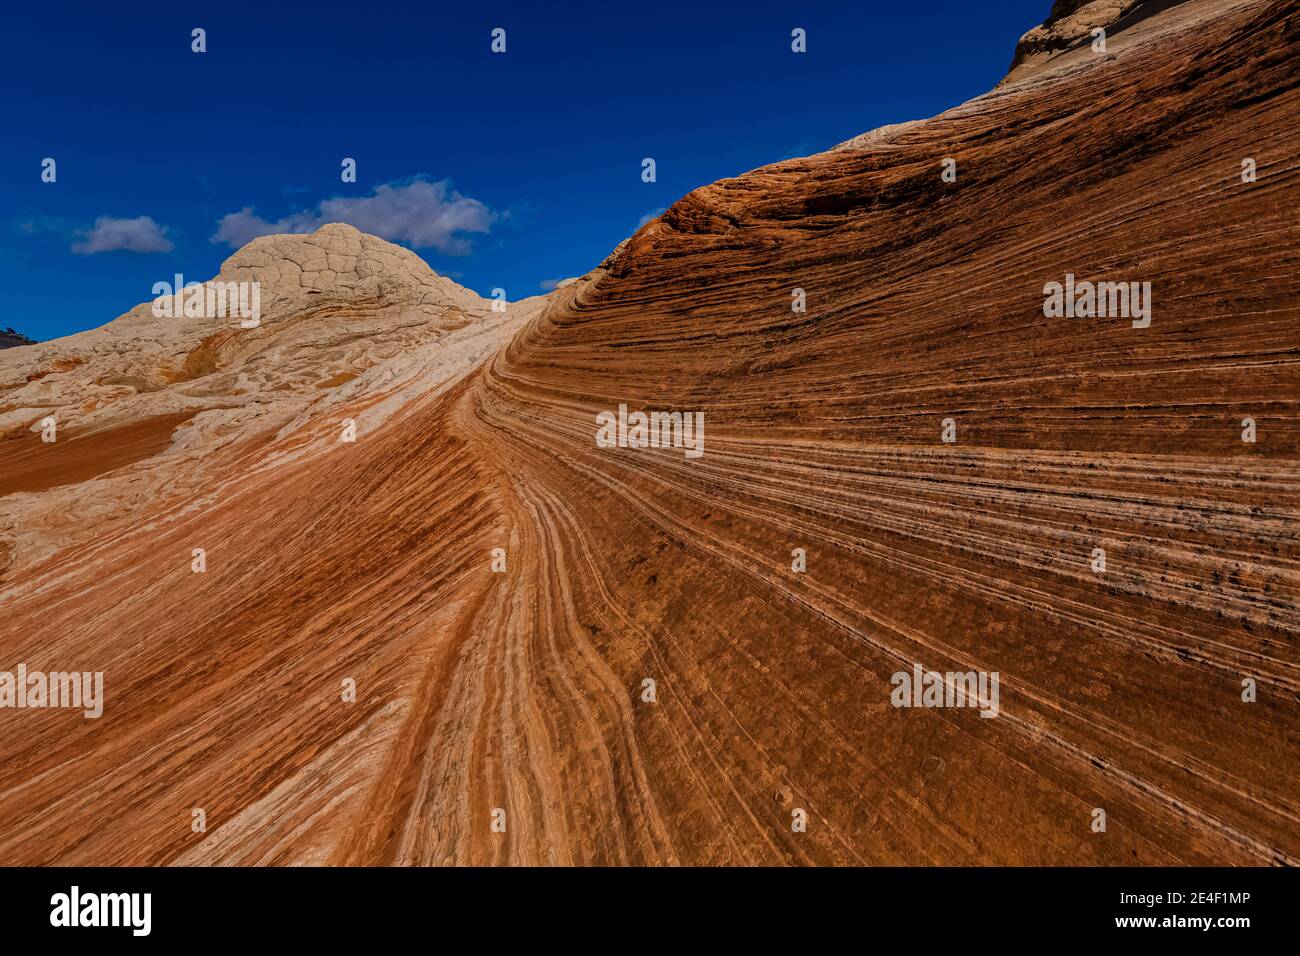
[1,0,1297,865]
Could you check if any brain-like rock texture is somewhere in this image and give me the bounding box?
[0,0,1296,865]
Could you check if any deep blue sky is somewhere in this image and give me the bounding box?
[2,1,1047,342]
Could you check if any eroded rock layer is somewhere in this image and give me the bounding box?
[0,0,1296,865]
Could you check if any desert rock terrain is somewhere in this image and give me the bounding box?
[0,0,1296,865]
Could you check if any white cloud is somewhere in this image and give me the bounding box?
[634,208,665,230]
[212,178,494,254]
[637,207,667,229]
[540,278,562,291]
[71,216,173,254]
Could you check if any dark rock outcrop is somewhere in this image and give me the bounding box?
[0,328,35,349]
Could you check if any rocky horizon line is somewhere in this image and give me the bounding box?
[1,0,1165,352]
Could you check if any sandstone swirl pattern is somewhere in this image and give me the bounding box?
[0,0,1297,865]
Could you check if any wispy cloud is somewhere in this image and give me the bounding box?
[637,207,667,229]
[71,216,173,255]
[15,214,69,237]
[777,138,819,161]
[212,178,494,254]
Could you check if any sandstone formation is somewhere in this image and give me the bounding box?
[0,224,544,573]
[0,329,34,350]
[0,0,1296,865]
[1010,0,1143,75]
[1005,0,1242,82]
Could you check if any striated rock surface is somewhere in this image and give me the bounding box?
[1010,0,1145,75]
[1003,0,1246,83]
[1,0,1297,866]
[0,223,544,575]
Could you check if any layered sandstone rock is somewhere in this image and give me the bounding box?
[1010,0,1145,76]
[0,0,1296,866]
[1004,0,1241,83]
[0,223,544,576]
